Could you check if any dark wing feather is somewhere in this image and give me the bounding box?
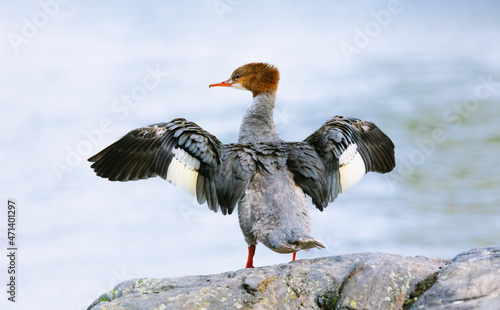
[88,118,224,212]
[215,144,257,215]
[88,124,167,180]
[287,142,332,211]
[348,118,395,173]
[289,115,395,211]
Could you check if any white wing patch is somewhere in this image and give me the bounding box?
[166,148,200,197]
[339,144,366,193]
[339,144,357,166]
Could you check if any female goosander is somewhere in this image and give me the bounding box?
[88,63,395,268]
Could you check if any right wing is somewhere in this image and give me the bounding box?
[288,115,395,211]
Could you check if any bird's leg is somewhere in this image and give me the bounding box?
[292,252,296,261]
[245,245,256,268]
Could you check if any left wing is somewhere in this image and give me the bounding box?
[88,118,222,211]
[88,118,257,215]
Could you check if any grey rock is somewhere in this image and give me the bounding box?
[87,248,499,310]
[409,247,500,310]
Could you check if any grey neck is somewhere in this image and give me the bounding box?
[238,92,281,143]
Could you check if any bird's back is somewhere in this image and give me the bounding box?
[236,143,325,253]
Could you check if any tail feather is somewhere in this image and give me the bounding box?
[297,237,326,250]
[279,237,326,253]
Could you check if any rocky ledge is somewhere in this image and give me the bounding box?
[88,247,500,310]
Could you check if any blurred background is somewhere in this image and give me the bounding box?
[1,1,499,309]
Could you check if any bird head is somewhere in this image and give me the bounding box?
[209,62,280,97]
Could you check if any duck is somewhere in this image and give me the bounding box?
[88,62,395,268]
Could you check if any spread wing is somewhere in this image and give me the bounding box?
[88,118,252,214]
[288,115,395,211]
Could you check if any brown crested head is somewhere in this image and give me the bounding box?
[209,62,280,97]
[231,63,280,96]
